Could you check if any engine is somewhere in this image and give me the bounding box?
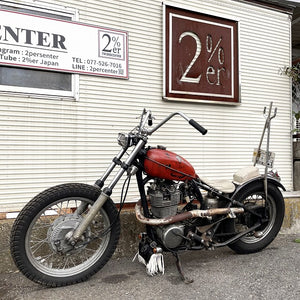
[147,179,180,218]
[147,179,184,249]
[146,179,222,249]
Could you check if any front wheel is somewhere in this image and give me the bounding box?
[10,183,120,287]
[228,182,285,254]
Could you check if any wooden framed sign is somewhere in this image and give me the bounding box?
[164,6,239,104]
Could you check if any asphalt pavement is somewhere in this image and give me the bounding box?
[0,233,299,300]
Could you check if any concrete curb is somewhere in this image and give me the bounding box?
[1,195,299,273]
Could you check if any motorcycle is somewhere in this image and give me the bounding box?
[10,104,285,286]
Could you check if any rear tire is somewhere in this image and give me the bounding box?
[228,182,284,254]
[10,183,120,287]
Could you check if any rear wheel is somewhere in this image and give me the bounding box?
[228,182,284,254]
[10,183,120,287]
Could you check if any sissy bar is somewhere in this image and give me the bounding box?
[253,102,277,200]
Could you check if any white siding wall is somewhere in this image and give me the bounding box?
[0,0,292,212]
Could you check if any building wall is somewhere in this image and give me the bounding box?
[0,0,292,212]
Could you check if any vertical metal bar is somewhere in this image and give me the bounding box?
[72,191,110,241]
[136,169,150,217]
[264,103,273,202]
[106,139,146,191]
[99,148,127,183]
[264,119,270,201]
[254,103,273,167]
[253,121,267,166]
[263,102,277,201]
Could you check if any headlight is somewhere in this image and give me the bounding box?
[117,133,130,148]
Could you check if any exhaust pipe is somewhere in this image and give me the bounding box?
[135,200,244,226]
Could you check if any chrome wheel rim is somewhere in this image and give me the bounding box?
[25,197,111,277]
[238,192,276,243]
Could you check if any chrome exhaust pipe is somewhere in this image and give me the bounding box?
[135,200,244,226]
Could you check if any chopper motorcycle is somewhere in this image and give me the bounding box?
[10,105,285,286]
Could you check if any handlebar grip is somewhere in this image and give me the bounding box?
[189,119,207,135]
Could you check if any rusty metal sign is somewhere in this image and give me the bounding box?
[164,6,239,104]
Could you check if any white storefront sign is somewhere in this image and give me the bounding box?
[0,9,128,79]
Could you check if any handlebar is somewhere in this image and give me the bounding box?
[143,110,207,136]
[189,119,208,135]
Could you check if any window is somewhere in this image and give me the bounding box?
[0,1,78,99]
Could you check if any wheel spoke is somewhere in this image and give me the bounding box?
[234,191,276,243]
[25,196,111,277]
[30,238,48,255]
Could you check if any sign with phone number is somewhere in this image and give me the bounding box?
[0,9,128,79]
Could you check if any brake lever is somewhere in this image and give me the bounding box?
[136,109,152,135]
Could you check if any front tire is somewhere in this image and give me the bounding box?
[228,181,284,254]
[10,183,120,287]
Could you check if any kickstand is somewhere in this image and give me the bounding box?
[172,252,194,284]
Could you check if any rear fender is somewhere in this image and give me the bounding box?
[231,176,285,200]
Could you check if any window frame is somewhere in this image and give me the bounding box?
[0,0,79,100]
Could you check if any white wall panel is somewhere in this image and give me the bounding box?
[0,0,292,212]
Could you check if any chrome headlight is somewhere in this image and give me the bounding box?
[117,133,130,148]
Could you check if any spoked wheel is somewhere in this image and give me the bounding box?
[10,183,120,287]
[228,182,285,254]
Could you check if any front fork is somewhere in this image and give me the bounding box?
[69,139,146,244]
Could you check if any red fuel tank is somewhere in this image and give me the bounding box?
[144,148,196,181]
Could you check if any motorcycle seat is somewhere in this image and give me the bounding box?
[200,177,235,194]
[233,166,260,184]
